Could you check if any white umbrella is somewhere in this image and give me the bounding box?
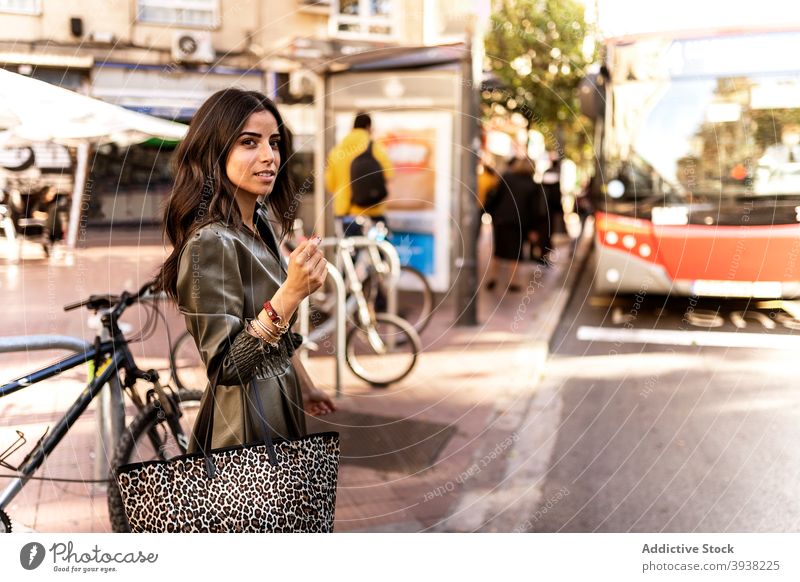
[0,68,188,248]
[0,68,187,146]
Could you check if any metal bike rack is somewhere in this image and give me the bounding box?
[0,334,121,499]
[298,262,347,396]
[296,236,402,396]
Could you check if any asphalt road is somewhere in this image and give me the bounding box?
[528,251,800,532]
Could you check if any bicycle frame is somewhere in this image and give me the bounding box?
[0,339,130,509]
[335,238,400,352]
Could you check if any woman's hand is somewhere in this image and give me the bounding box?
[303,386,337,416]
[291,354,336,416]
[286,236,327,298]
[270,236,327,318]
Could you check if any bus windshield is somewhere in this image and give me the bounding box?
[606,32,800,201]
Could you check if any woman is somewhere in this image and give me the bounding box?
[484,157,538,292]
[156,88,336,453]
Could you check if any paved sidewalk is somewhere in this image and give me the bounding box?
[0,222,591,532]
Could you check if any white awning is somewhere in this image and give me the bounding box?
[0,68,187,147]
[0,68,189,251]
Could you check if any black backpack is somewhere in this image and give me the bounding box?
[349,142,388,207]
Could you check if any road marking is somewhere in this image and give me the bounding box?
[576,326,800,349]
[757,300,800,320]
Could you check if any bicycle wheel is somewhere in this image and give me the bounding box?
[305,279,359,349]
[365,265,435,334]
[107,389,203,532]
[345,313,421,387]
[170,331,206,392]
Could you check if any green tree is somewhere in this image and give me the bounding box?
[483,0,597,161]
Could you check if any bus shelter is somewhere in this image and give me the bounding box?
[313,43,479,305]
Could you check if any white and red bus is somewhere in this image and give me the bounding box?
[584,28,800,298]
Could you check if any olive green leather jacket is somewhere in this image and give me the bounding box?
[176,205,307,452]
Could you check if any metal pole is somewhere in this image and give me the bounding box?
[295,252,346,397]
[313,71,329,239]
[298,297,310,366]
[66,141,91,250]
[455,38,480,326]
[0,335,91,356]
[1,214,20,263]
[328,263,346,397]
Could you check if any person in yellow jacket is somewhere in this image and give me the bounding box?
[477,162,499,210]
[324,112,394,236]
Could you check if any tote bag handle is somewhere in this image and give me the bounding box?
[195,364,279,479]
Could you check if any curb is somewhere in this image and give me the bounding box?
[545,219,595,353]
[538,218,596,350]
[436,220,596,532]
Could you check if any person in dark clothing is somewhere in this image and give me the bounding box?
[484,157,539,292]
[539,153,563,261]
[575,175,595,237]
[529,179,551,264]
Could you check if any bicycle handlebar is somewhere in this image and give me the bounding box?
[63,295,116,312]
[63,280,155,315]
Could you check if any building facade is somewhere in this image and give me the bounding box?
[0,0,476,224]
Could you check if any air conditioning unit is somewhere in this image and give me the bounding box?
[172,31,215,64]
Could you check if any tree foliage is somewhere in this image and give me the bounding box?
[483,0,597,161]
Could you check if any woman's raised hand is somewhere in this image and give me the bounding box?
[268,236,326,320]
[285,236,327,300]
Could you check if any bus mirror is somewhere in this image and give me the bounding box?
[608,179,625,199]
[579,73,605,121]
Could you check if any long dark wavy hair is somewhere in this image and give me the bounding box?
[155,89,297,300]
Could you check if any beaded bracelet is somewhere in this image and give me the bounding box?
[244,321,262,341]
[257,311,289,337]
[253,315,281,338]
[247,320,279,349]
[246,319,269,343]
[251,317,282,348]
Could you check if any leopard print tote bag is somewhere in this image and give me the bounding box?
[114,379,340,533]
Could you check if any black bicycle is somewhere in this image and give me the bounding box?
[0,281,202,533]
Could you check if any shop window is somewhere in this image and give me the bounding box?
[331,0,393,40]
[136,0,219,28]
[88,143,176,224]
[30,68,85,91]
[0,0,40,15]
